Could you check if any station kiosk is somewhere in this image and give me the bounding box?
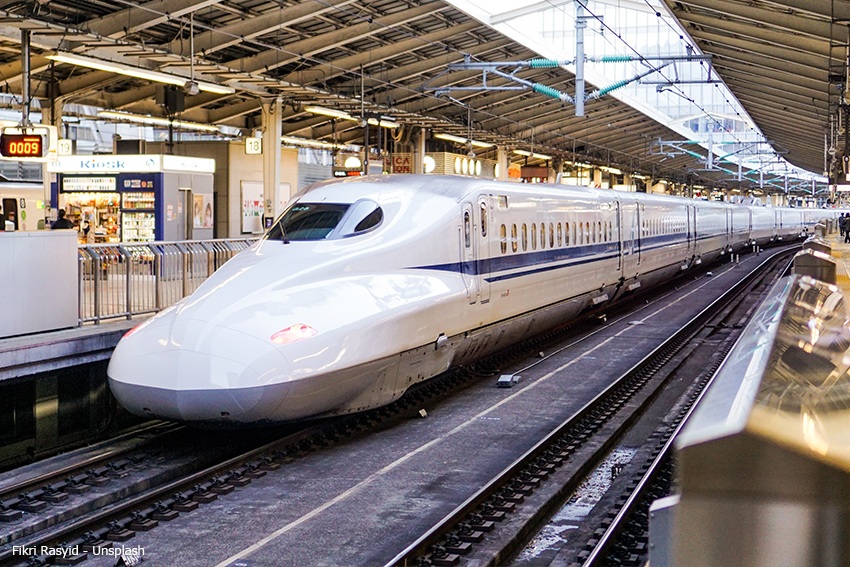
[47,154,215,242]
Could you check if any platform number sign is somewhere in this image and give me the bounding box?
[245,137,262,155]
[57,139,73,156]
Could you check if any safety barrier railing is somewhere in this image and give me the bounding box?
[77,238,259,325]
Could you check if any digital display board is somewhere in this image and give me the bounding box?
[0,133,45,158]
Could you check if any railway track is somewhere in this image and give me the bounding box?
[0,245,798,567]
[386,246,795,567]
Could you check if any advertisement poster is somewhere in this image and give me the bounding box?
[193,194,213,228]
[241,181,264,234]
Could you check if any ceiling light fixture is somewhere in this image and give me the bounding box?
[434,132,493,148]
[47,52,235,95]
[513,149,551,160]
[304,106,358,121]
[97,110,220,132]
[366,117,400,129]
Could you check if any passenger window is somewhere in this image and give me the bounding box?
[585,222,591,244]
[557,223,563,247]
[511,224,518,252]
[531,223,537,250]
[522,224,528,251]
[566,222,571,246]
[549,223,554,248]
[597,221,603,242]
[463,211,471,249]
[480,202,488,237]
[500,224,507,254]
[540,224,546,249]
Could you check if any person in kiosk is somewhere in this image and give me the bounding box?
[52,209,74,229]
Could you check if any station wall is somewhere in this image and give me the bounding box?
[147,140,299,239]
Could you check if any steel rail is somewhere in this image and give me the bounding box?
[384,246,796,567]
[579,248,794,566]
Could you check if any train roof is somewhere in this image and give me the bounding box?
[294,174,827,212]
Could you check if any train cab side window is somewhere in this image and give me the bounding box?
[500,224,507,254]
[463,211,472,249]
[480,202,488,237]
[338,199,384,238]
[531,223,537,250]
[511,224,518,252]
[522,224,528,251]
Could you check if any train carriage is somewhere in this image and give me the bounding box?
[107,175,825,425]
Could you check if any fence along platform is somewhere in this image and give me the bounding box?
[651,272,850,567]
[77,238,258,324]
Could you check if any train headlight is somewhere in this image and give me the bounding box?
[271,324,318,345]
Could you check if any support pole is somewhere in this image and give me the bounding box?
[575,1,586,117]
[413,127,426,174]
[21,30,30,126]
[262,97,283,228]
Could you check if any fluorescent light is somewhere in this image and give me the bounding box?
[434,132,493,148]
[304,106,357,121]
[281,136,336,150]
[47,52,235,95]
[366,117,400,129]
[98,110,220,133]
[513,149,551,160]
[435,132,467,144]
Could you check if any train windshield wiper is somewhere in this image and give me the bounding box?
[276,217,290,244]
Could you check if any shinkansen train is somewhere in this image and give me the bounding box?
[106,174,829,425]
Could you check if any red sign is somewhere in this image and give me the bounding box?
[391,155,412,173]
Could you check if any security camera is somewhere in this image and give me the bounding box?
[184,80,200,96]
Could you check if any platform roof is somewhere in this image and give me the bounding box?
[0,0,839,195]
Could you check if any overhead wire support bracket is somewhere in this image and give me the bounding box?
[421,48,714,116]
[422,55,576,103]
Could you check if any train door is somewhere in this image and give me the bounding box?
[634,202,642,266]
[460,203,478,304]
[726,209,731,248]
[2,197,18,229]
[618,200,641,277]
[476,195,492,304]
[691,206,698,255]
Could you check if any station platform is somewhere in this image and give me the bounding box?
[0,318,137,383]
[826,232,850,293]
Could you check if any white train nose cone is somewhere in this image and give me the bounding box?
[107,317,293,423]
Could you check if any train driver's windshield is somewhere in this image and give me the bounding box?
[266,200,383,241]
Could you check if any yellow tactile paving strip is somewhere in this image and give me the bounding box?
[828,234,850,291]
